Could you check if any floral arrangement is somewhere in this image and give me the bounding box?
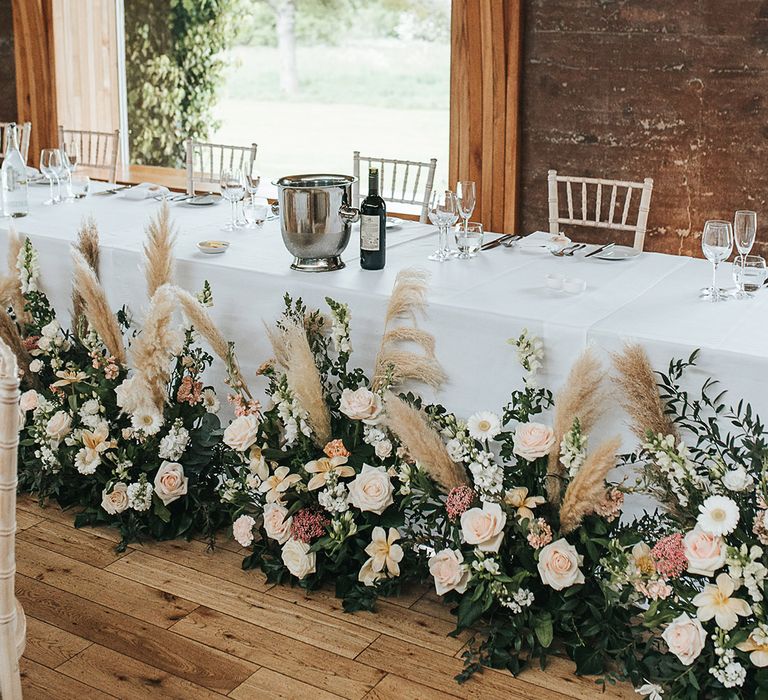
[406,331,638,681]
[11,211,229,548]
[218,271,445,610]
[602,346,768,699]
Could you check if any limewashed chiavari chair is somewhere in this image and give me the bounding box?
[58,126,120,183]
[185,139,258,195]
[547,170,654,251]
[0,123,31,163]
[0,340,24,700]
[353,151,437,224]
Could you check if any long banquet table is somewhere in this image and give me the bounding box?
[2,182,767,451]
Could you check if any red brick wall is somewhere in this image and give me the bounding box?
[519,0,768,258]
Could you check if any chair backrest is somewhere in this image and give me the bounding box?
[58,126,120,183]
[547,170,654,251]
[185,139,258,195]
[0,123,31,163]
[0,340,23,700]
[353,151,438,224]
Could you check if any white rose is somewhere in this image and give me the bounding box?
[153,461,189,506]
[223,414,261,452]
[722,466,754,492]
[281,538,316,579]
[263,502,293,544]
[662,613,706,666]
[19,390,38,412]
[37,336,51,352]
[537,538,585,590]
[339,387,382,424]
[460,502,506,552]
[513,422,556,461]
[45,411,72,441]
[684,526,726,577]
[347,463,394,515]
[28,359,42,373]
[446,438,466,462]
[41,320,59,338]
[429,549,470,595]
[374,438,393,460]
[101,483,129,515]
[232,515,257,548]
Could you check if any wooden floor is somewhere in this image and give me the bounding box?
[14,493,635,699]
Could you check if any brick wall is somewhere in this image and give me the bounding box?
[0,0,16,123]
[519,0,768,258]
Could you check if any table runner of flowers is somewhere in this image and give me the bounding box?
[6,206,768,699]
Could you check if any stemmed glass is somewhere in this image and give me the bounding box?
[60,141,80,201]
[220,169,245,231]
[453,181,476,257]
[428,190,459,262]
[40,149,63,205]
[240,165,261,229]
[700,219,734,302]
[733,210,757,298]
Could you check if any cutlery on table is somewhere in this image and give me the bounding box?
[502,235,522,247]
[480,234,514,251]
[93,185,131,196]
[551,243,585,257]
[585,242,615,258]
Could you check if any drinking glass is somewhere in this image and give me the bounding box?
[220,169,245,231]
[732,254,767,292]
[454,222,483,259]
[700,219,734,302]
[428,189,459,262]
[456,181,476,230]
[61,141,80,200]
[40,148,63,205]
[733,210,757,298]
[70,174,90,199]
[241,165,261,227]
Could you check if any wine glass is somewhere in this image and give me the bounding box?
[220,169,245,231]
[428,190,459,262]
[733,210,757,298]
[40,148,62,205]
[700,219,733,302]
[240,166,261,229]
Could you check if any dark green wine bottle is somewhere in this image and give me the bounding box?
[360,167,386,270]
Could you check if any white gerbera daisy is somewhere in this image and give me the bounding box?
[697,495,740,536]
[131,408,164,436]
[467,411,501,441]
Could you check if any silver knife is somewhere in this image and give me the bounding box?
[481,234,514,251]
[585,242,615,258]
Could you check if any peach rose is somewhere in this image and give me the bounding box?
[232,514,256,547]
[281,538,316,579]
[537,538,585,590]
[153,461,188,506]
[684,526,726,577]
[339,387,382,424]
[45,411,72,441]
[513,422,556,462]
[101,483,129,515]
[223,414,261,452]
[429,549,470,595]
[662,613,706,666]
[19,390,38,412]
[460,502,506,552]
[263,502,292,544]
[347,463,394,515]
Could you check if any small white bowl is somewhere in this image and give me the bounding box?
[545,273,563,291]
[197,240,230,255]
[563,277,587,294]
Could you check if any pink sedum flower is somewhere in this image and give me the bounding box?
[446,485,474,521]
[290,508,331,544]
[652,533,688,580]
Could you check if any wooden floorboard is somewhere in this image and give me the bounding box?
[16,500,635,699]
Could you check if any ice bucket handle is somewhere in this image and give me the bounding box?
[339,203,360,224]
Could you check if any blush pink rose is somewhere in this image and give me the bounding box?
[101,483,129,515]
[684,526,726,577]
[19,390,38,412]
[537,538,585,590]
[263,502,292,544]
[460,502,506,552]
[223,414,261,452]
[513,422,556,462]
[347,463,394,515]
[232,514,256,548]
[428,549,470,595]
[153,461,188,506]
[339,388,382,424]
[661,613,706,666]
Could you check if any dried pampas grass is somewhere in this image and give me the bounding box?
[612,343,677,442]
[6,228,28,325]
[173,285,251,397]
[372,268,446,391]
[559,436,621,534]
[384,392,468,492]
[0,308,32,381]
[282,319,331,446]
[71,249,126,365]
[143,202,176,297]
[72,218,101,336]
[130,284,178,410]
[546,349,605,504]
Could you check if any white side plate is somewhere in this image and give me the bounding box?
[596,245,641,260]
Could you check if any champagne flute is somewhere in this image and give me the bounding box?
[733,210,757,298]
[456,181,476,232]
[220,169,244,231]
[428,190,459,262]
[40,148,62,205]
[700,219,733,302]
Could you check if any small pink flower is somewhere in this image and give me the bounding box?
[651,533,688,580]
[104,363,119,380]
[23,335,40,352]
[323,439,350,458]
[289,508,330,544]
[228,394,261,417]
[446,485,474,521]
[177,375,203,405]
[595,488,624,522]
[527,518,553,549]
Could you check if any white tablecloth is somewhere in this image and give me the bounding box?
[3,182,767,451]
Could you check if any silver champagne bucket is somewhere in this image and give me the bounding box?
[274,174,360,272]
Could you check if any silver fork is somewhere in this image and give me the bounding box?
[551,243,583,257]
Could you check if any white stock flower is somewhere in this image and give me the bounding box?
[722,466,754,492]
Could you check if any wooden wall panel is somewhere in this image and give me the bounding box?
[12,0,58,162]
[449,0,523,234]
[0,1,17,122]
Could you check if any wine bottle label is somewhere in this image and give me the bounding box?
[360,215,381,251]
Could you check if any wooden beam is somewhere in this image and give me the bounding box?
[12,0,58,165]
